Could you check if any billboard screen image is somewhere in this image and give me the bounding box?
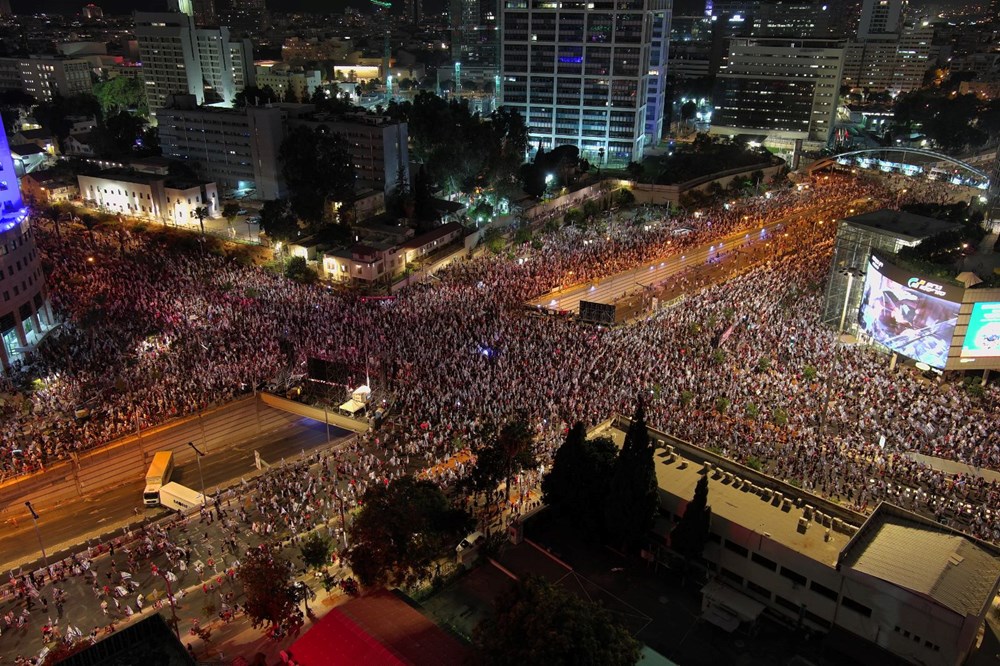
[961,302,1000,358]
[857,253,962,369]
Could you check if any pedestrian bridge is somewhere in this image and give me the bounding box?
[807,148,991,190]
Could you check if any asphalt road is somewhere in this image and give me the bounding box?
[1,413,348,572]
[529,218,789,314]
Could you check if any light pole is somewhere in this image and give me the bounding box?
[187,442,207,505]
[25,501,48,569]
[151,564,181,643]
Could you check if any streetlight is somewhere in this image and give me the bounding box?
[25,501,48,569]
[187,442,208,505]
[151,564,181,642]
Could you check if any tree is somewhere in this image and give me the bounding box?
[239,543,297,630]
[194,205,210,236]
[93,76,148,117]
[279,125,356,223]
[625,161,644,182]
[299,532,331,570]
[670,474,711,566]
[493,416,537,503]
[222,202,241,226]
[542,423,618,534]
[284,255,318,283]
[259,198,301,243]
[233,85,279,108]
[603,401,658,552]
[346,476,470,588]
[473,576,641,666]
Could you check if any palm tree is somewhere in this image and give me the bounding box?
[194,206,210,236]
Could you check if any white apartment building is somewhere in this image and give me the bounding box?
[0,55,99,102]
[255,62,322,102]
[630,418,1000,666]
[135,11,253,116]
[500,0,672,166]
[289,112,410,198]
[156,97,288,200]
[322,222,464,284]
[712,37,845,149]
[78,171,219,226]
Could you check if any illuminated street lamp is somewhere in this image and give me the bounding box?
[25,501,48,569]
[187,442,208,505]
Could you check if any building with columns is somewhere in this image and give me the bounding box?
[0,113,53,373]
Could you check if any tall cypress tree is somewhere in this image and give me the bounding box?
[604,401,658,552]
[672,474,712,566]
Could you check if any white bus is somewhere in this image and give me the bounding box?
[157,482,205,511]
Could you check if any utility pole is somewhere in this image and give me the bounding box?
[25,501,48,569]
[187,442,208,505]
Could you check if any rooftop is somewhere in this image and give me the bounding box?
[843,209,961,242]
[602,421,861,568]
[655,449,853,567]
[290,589,472,666]
[840,503,1000,617]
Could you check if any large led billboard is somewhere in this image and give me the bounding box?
[857,253,962,369]
[961,302,1000,358]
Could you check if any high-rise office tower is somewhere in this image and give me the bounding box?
[452,0,500,73]
[857,0,902,38]
[711,37,845,148]
[842,0,933,94]
[135,12,204,115]
[403,0,423,23]
[500,0,673,166]
[170,0,217,26]
[222,0,269,35]
[136,11,253,116]
[0,111,52,373]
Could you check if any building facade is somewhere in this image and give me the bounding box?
[711,37,845,149]
[290,113,410,198]
[0,113,52,373]
[632,417,1000,666]
[254,62,322,101]
[78,171,219,226]
[500,0,672,166]
[0,55,99,102]
[135,11,253,116]
[156,96,289,199]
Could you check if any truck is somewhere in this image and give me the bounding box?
[143,451,175,506]
[157,482,205,511]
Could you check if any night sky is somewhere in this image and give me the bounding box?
[10,0,371,17]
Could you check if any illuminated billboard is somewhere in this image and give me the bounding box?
[857,253,962,369]
[961,302,1000,358]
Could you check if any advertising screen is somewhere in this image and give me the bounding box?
[857,253,962,369]
[961,302,1000,358]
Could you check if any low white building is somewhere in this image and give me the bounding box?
[254,61,321,102]
[635,417,1000,666]
[78,170,219,226]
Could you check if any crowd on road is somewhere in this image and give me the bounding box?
[0,439,389,664]
[2,173,999,548]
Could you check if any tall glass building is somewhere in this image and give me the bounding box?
[500,0,672,166]
[0,112,52,372]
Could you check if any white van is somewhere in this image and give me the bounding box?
[157,482,205,511]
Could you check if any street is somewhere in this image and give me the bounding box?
[1,413,346,573]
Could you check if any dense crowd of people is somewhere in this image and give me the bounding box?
[1,174,999,547]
